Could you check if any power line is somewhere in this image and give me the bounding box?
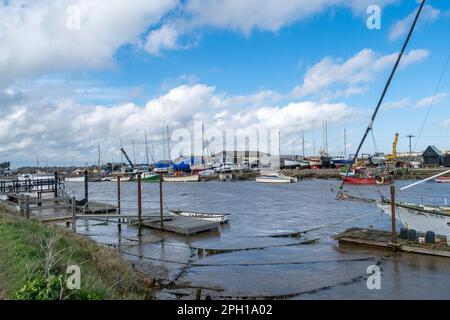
[414,53,450,150]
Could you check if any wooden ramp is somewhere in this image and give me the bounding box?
[78,202,117,214]
[336,228,450,258]
[141,216,219,236]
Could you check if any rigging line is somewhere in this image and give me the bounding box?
[338,0,426,193]
[371,130,378,153]
[414,53,450,150]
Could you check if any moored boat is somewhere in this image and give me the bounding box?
[256,172,297,184]
[169,209,230,224]
[343,176,392,185]
[163,175,199,182]
[435,176,450,183]
[377,201,450,236]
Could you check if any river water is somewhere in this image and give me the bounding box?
[65,179,450,299]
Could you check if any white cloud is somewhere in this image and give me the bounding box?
[0,84,356,165]
[145,24,180,55]
[389,4,442,41]
[292,48,429,97]
[415,93,448,108]
[382,98,410,110]
[0,0,177,84]
[144,0,397,54]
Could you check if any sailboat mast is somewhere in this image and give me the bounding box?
[302,130,305,159]
[144,131,150,167]
[340,0,426,190]
[344,129,347,158]
[162,131,166,161]
[166,126,171,161]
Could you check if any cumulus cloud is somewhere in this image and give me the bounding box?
[292,48,429,97]
[389,4,442,41]
[415,93,448,108]
[0,0,177,84]
[144,0,397,54]
[0,84,356,165]
[382,98,411,110]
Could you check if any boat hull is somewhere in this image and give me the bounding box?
[170,210,230,224]
[256,177,294,184]
[163,175,199,183]
[378,203,450,236]
[435,177,450,183]
[343,177,392,185]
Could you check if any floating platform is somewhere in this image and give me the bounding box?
[141,216,219,236]
[77,201,117,214]
[336,228,450,258]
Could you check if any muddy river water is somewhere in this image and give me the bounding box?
[65,179,450,299]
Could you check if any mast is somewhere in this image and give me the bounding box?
[302,130,305,159]
[120,140,124,173]
[166,126,171,161]
[132,140,136,165]
[162,131,166,161]
[344,129,347,158]
[97,145,101,173]
[201,123,205,168]
[339,0,426,191]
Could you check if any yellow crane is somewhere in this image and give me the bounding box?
[386,133,399,161]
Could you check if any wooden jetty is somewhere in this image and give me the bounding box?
[336,228,450,258]
[141,216,219,236]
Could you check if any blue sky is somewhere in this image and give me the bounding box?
[1,0,450,167]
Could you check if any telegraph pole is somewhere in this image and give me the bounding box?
[406,134,414,161]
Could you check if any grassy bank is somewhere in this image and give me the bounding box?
[0,204,151,300]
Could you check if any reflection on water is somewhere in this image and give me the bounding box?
[65,179,450,299]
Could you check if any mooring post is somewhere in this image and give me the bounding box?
[159,173,164,228]
[25,194,30,219]
[137,173,142,227]
[54,171,58,198]
[71,196,77,233]
[390,185,397,243]
[117,176,122,231]
[84,170,89,208]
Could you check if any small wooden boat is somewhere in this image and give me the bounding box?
[169,209,230,224]
[435,176,450,183]
[343,176,392,185]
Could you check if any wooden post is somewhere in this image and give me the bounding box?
[54,171,58,198]
[117,176,121,231]
[25,195,30,219]
[19,194,24,217]
[84,170,89,207]
[71,196,77,232]
[137,173,142,226]
[159,173,164,228]
[390,185,397,243]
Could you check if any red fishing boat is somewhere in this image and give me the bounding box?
[343,176,392,185]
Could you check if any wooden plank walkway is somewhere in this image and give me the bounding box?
[141,216,219,236]
[336,228,450,258]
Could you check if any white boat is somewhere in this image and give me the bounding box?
[256,172,297,184]
[284,160,309,168]
[18,173,54,181]
[65,176,85,182]
[163,175,199,183]
[377,201,450,236]
[108,175,133,182]
[170,209,230,224]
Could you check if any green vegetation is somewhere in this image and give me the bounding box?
[0,204,151,300]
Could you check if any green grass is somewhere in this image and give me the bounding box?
[0,204,151,300]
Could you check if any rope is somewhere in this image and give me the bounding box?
[118,250,380,267]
